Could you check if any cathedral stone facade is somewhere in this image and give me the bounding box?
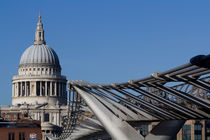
[1,14,68,140]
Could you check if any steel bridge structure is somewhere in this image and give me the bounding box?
[47,55,210,140]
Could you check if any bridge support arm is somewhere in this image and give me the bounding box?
[74,87,144,140]
[145,120,185,140]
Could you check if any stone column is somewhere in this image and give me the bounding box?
[34,81,37,96]
[22,82,25,96]
[18,83,19,96]
[25,82,27,96]
[37,112,39,120]
[36,112,38,120]
[52,113,54,124]
[33,113,36,120]
[55,82,57,96]
[42,81,45,96]
[57,112,60,126]
[49,112,52,123]
[14,83,16,97]
[41,112,44,122]
[22,82,23,96]
[45,81,47,96]
[29,82,32,97]
[50,81,52,96]
[20,82,22,96]
[40,81,42,96]
[26,82,28,96]
[12,83,14,97]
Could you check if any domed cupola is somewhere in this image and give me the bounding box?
[19,13,61,70]
[19,44,61,68]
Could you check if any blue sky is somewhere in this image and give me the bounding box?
[0,0,210,105]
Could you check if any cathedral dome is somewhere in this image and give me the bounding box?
[19,44,60,68]
[12,14,67,106]
[19,13,60,69]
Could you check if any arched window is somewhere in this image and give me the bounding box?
[39,32,41,38]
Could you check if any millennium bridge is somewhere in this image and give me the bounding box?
[47,54,210,140]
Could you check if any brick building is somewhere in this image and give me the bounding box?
[0,119,42,140]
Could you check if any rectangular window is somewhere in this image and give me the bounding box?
[9,133,11,140]
[13,114,17,120]
[19,132,25,140]
[64,84,66,96]
[206,119,210,124]
[44,113,49,122]
[18,113,22,119]
[6,114,10,120]
[52,82,55,95]
[56,82,59,96]
[47,81,50,96]
[36,81,40,96]
[22,132,25,140]
[182,125,191,140]
[19,132,21,140]
[60,83,62,96]
[195,135,202,140]
[8,132,14,140]
[194,123,202,140]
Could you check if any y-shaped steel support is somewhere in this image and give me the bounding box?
[146,120,185,140]
[74,87,144,140]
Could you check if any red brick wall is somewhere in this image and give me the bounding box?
[1,113,26,121]
[0,127,42,140]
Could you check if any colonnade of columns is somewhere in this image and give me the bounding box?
[12,81,66,98]
[18,67,61,76]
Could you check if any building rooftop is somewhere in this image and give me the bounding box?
[0,119,41,128]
